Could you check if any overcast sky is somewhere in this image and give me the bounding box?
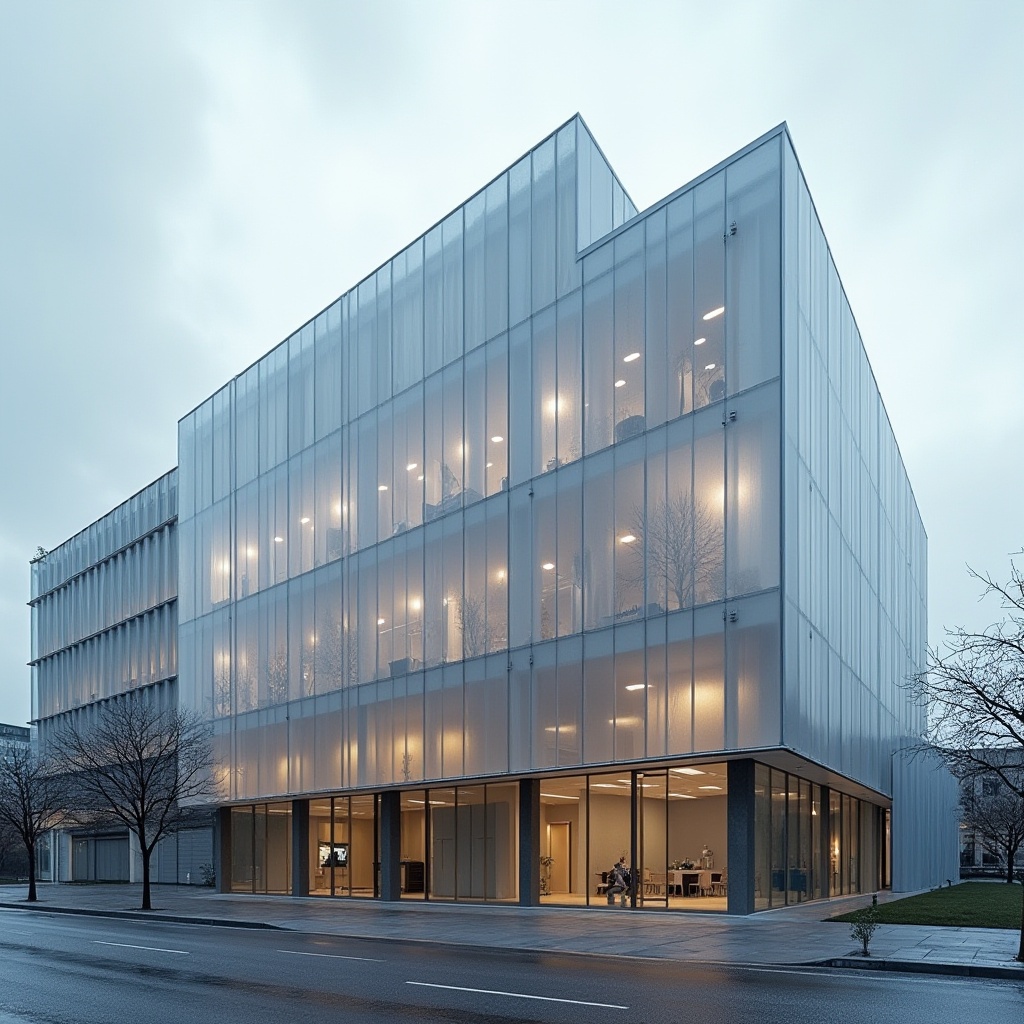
[1,0,1022,727]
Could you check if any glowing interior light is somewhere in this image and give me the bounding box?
[705,363,716,371]
[672,767,706,776]
[300,517,310,524]
[694,337,706,346]
[623,352,640,363]
[273,536,284,543]
[417,474,424,481]
[614,379,626,388]
[624,683,647,691]
[619,534,637,544]
[491,435,504,443]
[542,562,555,571]
[378,484,388,491]
[496,569,506,581]
[377,617,386,625]
[702,306,725,320]
[486,461,493,468]
[410,598,422,611]
[406,463,418,471]
[698,785,722,791]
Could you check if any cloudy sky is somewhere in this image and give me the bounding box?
[1,1,1021,727]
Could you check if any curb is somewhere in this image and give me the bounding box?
[0,900,281,930]
[819,956,1024,981]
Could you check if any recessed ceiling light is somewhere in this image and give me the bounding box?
[409,598,421,611]
[378,484,388,491]
[377,617,386,625]
[417,474,424,481]
[672,767,706,776]
[542,562,555,571]
[677,794,697,799]
[698,785,722,791]
[491,435,504,443]
[623,352,640,363]
[273,536,284,543]
[406,463,418,471]
[541,792,579,800]
[694,337,706,346]
[614,379,626,388]
[624,683,647,691]
[703,306,725,320]
[619,534,636,544]
[705,363,716,371]
[486,462,493,468]
[300,517,310,524]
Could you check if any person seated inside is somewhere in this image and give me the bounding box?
[605,855,631,906]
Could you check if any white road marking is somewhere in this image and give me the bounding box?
[406,981,628,1009]
[94,940,190,955]
[278,949,385,963]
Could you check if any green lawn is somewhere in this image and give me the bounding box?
[831,882,1023,929]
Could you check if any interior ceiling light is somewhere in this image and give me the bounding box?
[417,474,424,481]
[406,463,418,471]
[541,792,579,799]
[542,562,555,571]
[623,352,640,363]
[614,379,626,388]
[672,767,706,776]
[677,794,697,799]
[698,785,722,790]
[273,536,284,543]
[624,683,648,691]
[694,337,707,346]
[705,363,716,371]
[491,435,504,443]
[486,461,493,468]
[703,306,725,320]
[378,484,388,491]
[377,617,386,625]
[300,517,310,524]
[619,534,636,544]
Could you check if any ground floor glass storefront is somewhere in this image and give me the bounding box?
[224,759,888,911]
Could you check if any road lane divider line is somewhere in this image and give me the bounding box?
[405,982,628,1009]
[278,949,385,962]
[94,941,190,955]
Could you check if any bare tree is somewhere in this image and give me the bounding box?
[50,693,215,910]
[908,556,1024,960]
[0,747,69,902]
[621,493,724,610]
[961,778,1024,883]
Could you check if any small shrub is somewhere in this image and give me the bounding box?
[199,862,216,887]
[850,901,881,956]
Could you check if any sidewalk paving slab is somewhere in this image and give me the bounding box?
[1,883,1021,982]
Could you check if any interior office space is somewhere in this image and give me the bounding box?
[33,116,960,912]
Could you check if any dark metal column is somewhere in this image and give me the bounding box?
[518,778,540,906]
[214,806,232,894]
[820,785,832,897]
[727,759,756,915]
[291,799,309,897]
[379,791,402,902]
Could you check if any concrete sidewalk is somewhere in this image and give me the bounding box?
[1,883,1021,981]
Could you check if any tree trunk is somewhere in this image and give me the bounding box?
[26,839,36,903]
[141,847,151,911]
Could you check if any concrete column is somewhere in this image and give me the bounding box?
[214,806,232,894]
[379,791,402,902]
[518,778,540,906]
[727,759,756,915]
[291,799,310,897]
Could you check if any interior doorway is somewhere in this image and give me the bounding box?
[547,821,571,893]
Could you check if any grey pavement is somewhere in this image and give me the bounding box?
[1,882,1021,980]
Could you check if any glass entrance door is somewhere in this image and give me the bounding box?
[637,770,669,907]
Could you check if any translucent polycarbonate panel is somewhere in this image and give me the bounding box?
[582,628,614,764]
[692,173,725,409]
[314,301,343,440]
[531,136,557,311]
[583,270,614,453]
[555,120,579,297]
[463,191,486,351]
[726,591,781,749]
[780,135,927,794]
[392,239,423,395]
[725,138,781,396]
[508,156,531,327]
[288,323,315,457]
[665,192,694,420]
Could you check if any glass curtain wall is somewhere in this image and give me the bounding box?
[754,762,878,908]
[230,802,292,894]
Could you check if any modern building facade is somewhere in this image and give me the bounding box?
[36,116,959,910]
[0,723,31,759]
[29,472,213,883]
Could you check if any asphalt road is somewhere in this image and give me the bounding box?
[0,908,1021,1024]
